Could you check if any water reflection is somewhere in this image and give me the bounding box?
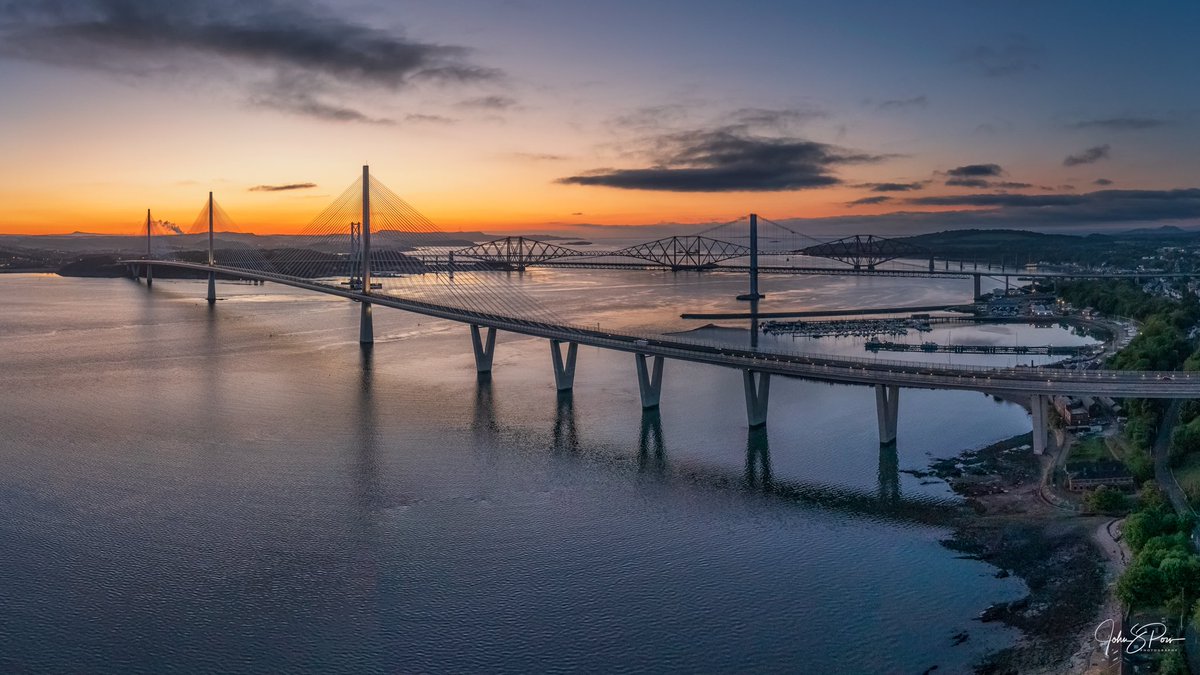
[878,442,899,504]
[637,409,666,474]
[353,344,381,514]
[744,426,772,488]
[472,373,497,441]
[553,391,578,452]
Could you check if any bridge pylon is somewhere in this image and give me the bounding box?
[875,385,899,444]
[1030,394,1053,455]
[359,165,374,345]
[550,339,578,391]
[145,208,153,288]
[736,213,764,301]
[635,353,664,408]
[742,370,770,427]
[206,191,217,304]
[471,325,497,373]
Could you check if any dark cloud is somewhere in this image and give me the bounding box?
[0,0,499,123]
[947,163,1004,177]
[877,95,927,111]
[943,164,1032,189]
[902,189,1200,225]
[249,183,317,192]
[1094,178,1114,186]
[912,193,1082,208]
[1063,144,1110,167]
[457,95,517,110]
[854,181,927,192]
[945,179,1034,190]
[1068,117,1168,131]
[957,35,1042,77]
[945,177,992,188]
[558,128,891,192]
[0,0,498,85]
[847,196,891,207]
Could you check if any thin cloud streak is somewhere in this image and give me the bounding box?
[1068,117,1169,131]
[249,183,317,192]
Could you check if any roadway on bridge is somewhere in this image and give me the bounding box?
[124,259,1200,399]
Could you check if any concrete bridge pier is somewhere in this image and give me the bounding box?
[742,370,771,427]
[875,384,899,445]
[206,271,216,304]
[145,263,153,288]
[359,302,373,345]
[470,325,497,373]
[972,273,981,300]
[550,340,578,391]
[1030,394,1050,455]
[635,353,665,408]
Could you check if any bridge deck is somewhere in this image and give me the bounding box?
[123,259,1200,399]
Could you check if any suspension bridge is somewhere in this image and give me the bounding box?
[120,166,1200,454]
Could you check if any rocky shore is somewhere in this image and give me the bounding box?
[917,434,1112,674]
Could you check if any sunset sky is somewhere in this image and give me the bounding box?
[1,0,1199,235]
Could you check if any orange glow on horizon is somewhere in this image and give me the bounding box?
[0,181,984,236]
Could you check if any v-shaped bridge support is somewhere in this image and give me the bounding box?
[551,340,578,391]
[635,353,664,408]
[743,370,771,427]
[471,325,497,373]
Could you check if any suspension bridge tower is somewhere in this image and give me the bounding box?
[359,165,373,345]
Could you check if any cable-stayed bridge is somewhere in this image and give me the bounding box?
[120,167,1200,454]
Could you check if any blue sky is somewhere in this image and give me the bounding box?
[0,0,1197,233]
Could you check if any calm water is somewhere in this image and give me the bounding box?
[0,270,1063,673]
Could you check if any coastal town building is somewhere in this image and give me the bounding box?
[1053,395,1090,426]
[1066,461,1134,491]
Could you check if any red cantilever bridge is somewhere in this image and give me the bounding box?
[439,231,928,271]
[122,167,1200,456]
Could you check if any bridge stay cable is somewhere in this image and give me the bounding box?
[162,172,573,328]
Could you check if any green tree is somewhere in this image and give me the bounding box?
[1124,510,1177,552]
[1158,647,1188,675]
[1117,563,1167,607]
[1171,418,1200,466]
[1085,486,1130,514]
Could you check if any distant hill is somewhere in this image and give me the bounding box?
[893,228,1200,265]
[1116,225,1190,238]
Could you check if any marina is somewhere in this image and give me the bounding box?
[864,338,1095,356]
[761,316,934,338]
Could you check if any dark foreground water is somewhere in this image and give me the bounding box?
[0,271,1059,673]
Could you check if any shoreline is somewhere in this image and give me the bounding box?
[924,432,1119,674]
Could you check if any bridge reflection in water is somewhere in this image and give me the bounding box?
[460,371,918,519]
[638,410,666,475]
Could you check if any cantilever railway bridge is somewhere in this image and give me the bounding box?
[122,167,1200,455]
